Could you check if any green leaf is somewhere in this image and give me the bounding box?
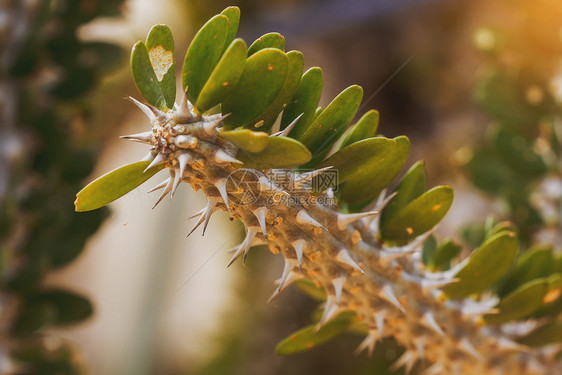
[38,290,93,325]
[282,67,324,136]
[237,136,311,169]
[327,136,410,205]
[247,32,285,56]
[181,14,228,105]
[75,161,165,212]
[131,40,173,110]
[299,85,363,157]
[195,38,247,112]
[220,6,240,55]
[338,110,380,150]
[484,279,549,324]
[380,186,453,241]
[422,235,437,266]
[222,48,289,129]
[319,137,396,187]
[295,279,327,301]
[219,128,269,152]
[258,51,304,132]
[275,314,353,355]
[145,24,176,109]
[380,161,426,229]
[518,321,562,347]
[499,245,554,297]
[443,232,519,299]
[431,239,462,271]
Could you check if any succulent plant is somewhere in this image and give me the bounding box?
[76,7,562,374]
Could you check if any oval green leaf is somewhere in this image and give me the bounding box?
[380,160,426,229]
[299,85,363,157]
[499,245,554,297]
[431,239,462,271]
[295,279,327,301]
[219,128,269,152]
[220,6,240,55]
[145,24,176,109]
[330,136,410,205]
[75,161,165,212]
[181,14,228,104]
[338,109,380,150]
[222,48,289,129]
[443,232,519,299]
[380,185,453,241]
[282,67,324,137]
[275,314,353,355]
[257,50,304,132]
[518,321,562,347]
[236,136,311,169]
[484,279,549,324]
[247,32,285,56]
[195,38,247,112]
[131,41,170,110]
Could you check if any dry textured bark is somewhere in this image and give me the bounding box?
[122,93,559,375]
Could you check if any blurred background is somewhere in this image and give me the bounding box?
[2,0,561,374]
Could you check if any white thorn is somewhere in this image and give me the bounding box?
[420,277,460,293]
[337,211,379,230]
[128,96,156,120]
[415,337,425,359]
[296,210,326,230]
[390,351,417,375]
[147,178,170,193]
[292,239,306,271]
[225,236,267,253]
[420,363,444,375]
[336,248,365,274]
[172,152,192,197]
[378,249,414,265]
[171,167,181,198]
[152,174,174,209]
[188,207,205,220]
[258,176,286,194]
[141,149,156,162]
[226,227,259,267]
[144,152,166,172]
[215,149,243,164]
[375,310,386,340]
[204,114,230,135]
[378,285,406,314]
[253,207,268,240]
[120,131,154,144]
[214,178,230,211]
[187,197,219,237]
[497,337,528,352]
[178,86,194,117]
[267,258,301,302]
[293,166,333,190]
[316,295,339,330]
[459,297,499,317]
[424,256,470,280]
[460,337,483,361]
[422,311,444,336]
[332,277,345,305]
[368,190,397,232]
[354,330,378,356]
[272,113,303,137]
